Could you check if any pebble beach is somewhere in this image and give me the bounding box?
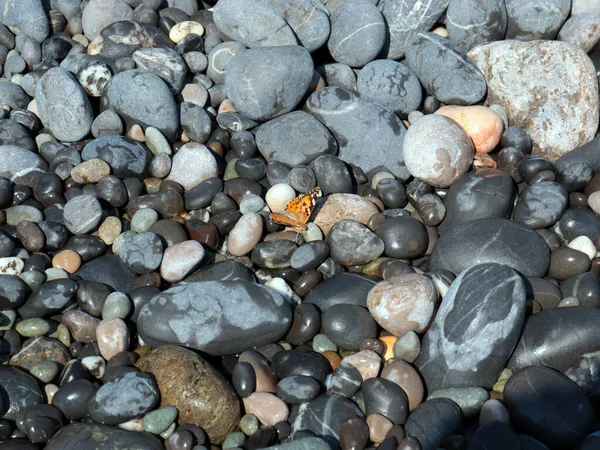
[0,0,600,449]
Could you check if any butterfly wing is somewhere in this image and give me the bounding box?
[270,187,321,229]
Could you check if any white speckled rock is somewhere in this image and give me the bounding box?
[167,142,218,190]
[160,240,205,283]
[228,213,264,257]
[0,257,24,275]
[367,274,438,337]
[265,184,297,213]
[403,114,474,188]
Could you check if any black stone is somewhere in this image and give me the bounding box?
[272,350,331,384]
[277,375,321,404]
[404,399,462,450]
[322,304,377,351]
[361,377,409,425]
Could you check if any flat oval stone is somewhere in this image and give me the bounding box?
[226,46,314,121]
[404,399,462,450]
[213,0,296,48]
[52,379,96,421]
[76,255,137,293]
[306,87,409,181]
[166,142,217,190]
[138,281,293,356]
[513,181,568,229]
[277,375,321,404]
[0,274,29,309]
[504,366,595,448]
[0,0,49,43]
[430,218,551,277]
[469,40,598,162]
[0,145,48,182]
[17,278,78,318]
[427,387,489,418]
[82,0,134,40]
[361,377,409,425]
[416,263,526,391]
[132,47,187,94]
[272,350,331,384]
[327,219,384,266]
[101,69,179,141]
[508,307,600,373]
[322,304,377,351]
[313,193,379,235]
[45,422,163,450]
[82,135,152,179]
[406,32,486,105]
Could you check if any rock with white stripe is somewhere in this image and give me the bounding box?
[415,263,526,392]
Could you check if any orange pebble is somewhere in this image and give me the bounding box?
[322,351,343,370]
[435,105,504,153]
[51,250,81,274]
[379,335,398,361]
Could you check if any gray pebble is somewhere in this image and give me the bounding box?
[63,194,102,234]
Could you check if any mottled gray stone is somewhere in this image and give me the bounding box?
[81,135,152,178]
[17,278,77,318]
[132,47,187,94]
[430,218,551,277]
[0,145,47,182]
[89,372,159,425]
[356,59,422,118]
[180,102,213,144]
[406,32,486,105]
[378,0,450,59]
[558,12,600,53]
[225,46,313,121]
[63,195,102,234]
[513,181,568,229]
[306,86,409,180]
[416,264,526,391]
[46,423,163,450]
[0,120,35,151]
[446,0,507,51]
[101,69,179,141]
[0,366,43,421]
[0,79,29,109]
[60,54,116,76]
[505,0,570,40]
[213,0,297,48]
[256,111,338,166]
[327,219,385,266]
[328,0,386,68]
[0,0,49,43]
[207,41,247,85]
[35,67,93,142]
[119,232,163,275]
[508,307,600,373]
[318,62,357,90]
[469,40,599,162]
[138,281,294,356]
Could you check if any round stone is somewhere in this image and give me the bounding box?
[160,240,205,283]
[51,250,82,274]
[435,105,504,153]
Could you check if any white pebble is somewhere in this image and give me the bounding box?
[568,235,596,260]
[0,257,24,275]
[265,277,295,303]
[169,21,204,43]
[266,183,296,213]
[82,356,106,379]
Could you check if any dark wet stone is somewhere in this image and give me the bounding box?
[555,208,600,243]
[76,255,137,293]
[18,279,78,319]
[82,135,151,179]
[525,277,562,310]
[45,422,163,449]
[328,362,362,398]
[285,302,321,346]
[430,218,550,277]
[138,281,293,356]
[0,275,29,309]
[235,157,267,182]
[560,273,600,308]
[375,216,429,260]
[277,375,320,404]
[504,366,595,448]
[306,86,409,181]
[404,399,462,450]
[467,421,520,450]
[0,366,43,421]
[52,379,96,421]
[508,307,600,373]
[361,377,408,425]
[416,263,526,391]
[232,361,255,398]
[15,404,63,444]
[305,272,378,310]
[181,260,255,284]
[180,101,213,144]
[291,241,330,272]
[405,32,486,105]
[549,247,590,281]
[310,155,353,195]
[251,240,297,269]
[513,181,568,229]
[322,304,377,351]
[63,235,106,262]
[327,219,384,266]
[272,350,331,383]
[126,189,185,219]
[565,351,600,400]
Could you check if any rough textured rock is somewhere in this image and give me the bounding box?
[469,40,599,161]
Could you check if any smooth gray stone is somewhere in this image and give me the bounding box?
[377,0,450,59]
[45,423,164,450]
[138,281,293,356]
[132,47,187,94]
[261,0,330,52]
[508,307,600,373]
[0,274,29,309]
[0,80,29,110]
[416,263,526,391]
[89,20,174,60]
[305,86,409,180]
[0,366,43,421]
[81,135,152,179]
[513,181,568,229]
[101,69,179,141]
[180,102,213,144]
[556,135,600,174]
[89,372,159,426]
[356,59,422,118]
[0,145,47,181]
[213,0,297,48]
[0,120,34,151]
[63,195,102,234]
[405,31,486,105]
[207,41,246,85]
[225,46,314,121]
[328,0,386,68]
[404,398,462,450]
[317,62,357,90]
[430,218,551,277]
[257,437,330,450]
[17,279,77,318]
[438,169,516,234]
[506,0,570,40]
[0,0,49,43]
[180,260,256,284]
[446,0,507,51]
[327,219,385,266]
[304,272,378,310]
[76,255,137,294]
[256,111,338,167]
[554,208,600,243]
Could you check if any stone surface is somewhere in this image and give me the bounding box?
[327,219,384,266]
[313,193,379,235]
[226,45,314,121]
[45,423,163,449]
[167,142,217,190]
[82,135,151,178]
[469,40,599,162]
[0,145,48,182]
[446,0,507,51]
[0,0,49,43]
[138,281,293,355]
[513,181,568,229]
[0,366,43,421]
[136,346,240,444]
[82,0,133,40]
[416,263,526,391]
[306,87,409,180]
[505,0,570,40]
[404,399,462,450]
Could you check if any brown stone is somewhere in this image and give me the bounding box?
[62,310,101,343]
[321,350,342,370]
[341,350,381,380]
[136,346,240,444]
[52,250,82,274]
[380,359,424,411]
[185,219,219,249]
[9,336,70,371]
[96,318,129,360]
[367,413,393,444]
[238,350,277,393]
[242,392,289,426]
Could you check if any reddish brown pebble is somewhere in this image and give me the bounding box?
[367,413,394,444]
[52,250,82,274]
[322,351,342,370]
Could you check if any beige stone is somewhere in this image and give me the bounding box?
[341,350,381,380]
[380,359,424,411]
[96,318,129,360]
[313,193,379,235]
[243,392,289,426]
[169,21,205,43]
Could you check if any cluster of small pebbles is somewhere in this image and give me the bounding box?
[1,0,600,449]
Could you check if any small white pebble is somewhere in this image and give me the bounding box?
[265,183,296,213]
[118,418,143,432]
[265,277,295,302]
[81,356,106,379]
[568,235,596,260]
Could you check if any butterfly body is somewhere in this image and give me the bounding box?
[270,187,321,232]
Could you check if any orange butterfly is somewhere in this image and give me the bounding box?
[270,187,322,232]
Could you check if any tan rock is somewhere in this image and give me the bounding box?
[313,193,379,235]
[51,250,82,274]
[243,392,289,426]
[228,213,263,257]
[380,359,424,411]
[169,21,205,43]
[96,318,129,360]
[136,346,240,444]
[341,350,381,380]
[71,159,111,184]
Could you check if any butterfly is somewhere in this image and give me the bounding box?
[270,187,322,232]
